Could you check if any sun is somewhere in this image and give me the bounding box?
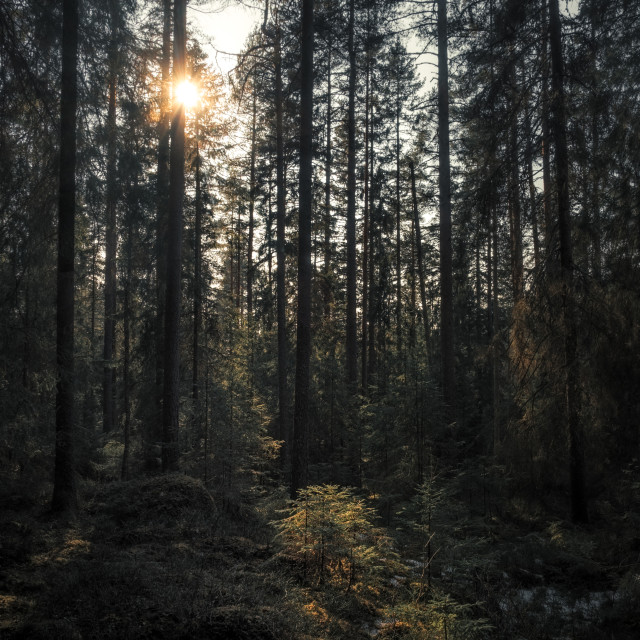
[176,80,199,109]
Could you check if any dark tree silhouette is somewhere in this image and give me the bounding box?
[52,0,79,512]
[438,0,455,424]
[291,0,314,498]
[162,0,187,472]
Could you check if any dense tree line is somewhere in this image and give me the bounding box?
[1,0,639,534]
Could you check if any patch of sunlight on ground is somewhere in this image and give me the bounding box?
[303,600,329,624]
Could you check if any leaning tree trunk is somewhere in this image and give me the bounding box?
[52,0,79,512]
[291,0,314,499]
[162,0,187,472]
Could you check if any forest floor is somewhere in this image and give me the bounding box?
[0,470,639,639]
[0,473,396,639]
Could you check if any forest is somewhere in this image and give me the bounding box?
[0,0,639,637]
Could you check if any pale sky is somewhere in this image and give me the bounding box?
[189,1,262,77]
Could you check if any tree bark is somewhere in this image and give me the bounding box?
[395,81,402,357]
[540,0,554,255]
[103,0,119,434]
[548,0,588,523]
[193,128,202,409]
[52,0,79,512]
[121,181,134,482]
[410,161,430,353]
[524,73,541,270]
[438,0,455,424]
[345,0,358,391]
[361,41,370,392]
[162,0,187,472]
[275,19,289,464]
[323,39,333,320]
[247,90,257,317]
[509,109,523,299]
[152,0,172,471]
[291,0,314,498]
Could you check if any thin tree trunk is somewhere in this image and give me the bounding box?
[395,85,402,357]
[362,49,370,392]
[346,0,358,390]
[121,187,133,482]
[524,75,541,270]
[323,40,333,320]
[549,0,588,523]
[367,136,376,384]
[486,214,492,338]
[409,217,417,350]
[410,161,430,353]
[236,210,242,315]
[491,202,500,454]
[541,0,553,254]
[152,0,171,471]
[291,0,314,498]
[267,166,273,305]
[589,5,601,280]
[509,112,523,299]
[247,90,257,317]
[438,0,455,424]
[52,0,79,512]
[229,210,234,301]
[103,0,119,434]
[162,0,187,472]
[275,21,289,463]
[193,128,202,410]
[489,0,500,455]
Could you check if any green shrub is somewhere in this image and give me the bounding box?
[275,484,398,591]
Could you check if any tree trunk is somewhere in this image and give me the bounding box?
[345,0,358,391]
[323,39,333,320]
[509,109,523,299]
[275,21,289,463]
[291,0,314,498]
[437,0,455,424]
[491,202,500,454]
[524,75,541,270]
[162,0,187,472]
[367,122,376,385]
[103,0,119,434]
[548,0,588,523]
[540,0,554,254]
[395,84,402,357]
[193,129,202,410]
[52,0,79,512]
[121,184,134,482]
[247,90,257,317]
[152,0,172,471]
[362,45,370,392]
[410,161,430,353]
